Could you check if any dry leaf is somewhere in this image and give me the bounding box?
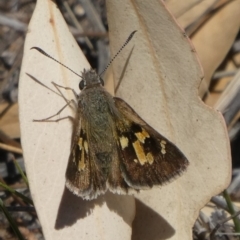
[190,0,240,97]
[106,0,231,239]
[19,0,134,239]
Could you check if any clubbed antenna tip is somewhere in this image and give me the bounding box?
[30,47,82,78]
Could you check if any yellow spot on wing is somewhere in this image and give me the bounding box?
[146,152,154,164]
[120,136,129,149]
[77,138,87,171]
[133,140,146,165]
[84,141,88,153]
[78,148,85,171]
[142,129,150,138]
[135,128,150,143]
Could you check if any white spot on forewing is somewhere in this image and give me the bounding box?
[160,140,167,155]
[161,140,167,145]
[161,149,166,155]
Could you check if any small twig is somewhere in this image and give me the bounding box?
[0,142,23,154]
[63,1,93,50]
[213,70,238,80]
[0,14,27,32]
[210,210,240,239]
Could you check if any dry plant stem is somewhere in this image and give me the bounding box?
[72,31,108,38]
[185,0,219,35]
[0,142,23,154]
[2,44,23,99]
[0,14,27,31]
[199,210,213,231]
[213,70,238,80]
[62,1,93,50]
[78,0,106,32]
[0,131,21,149]
[212,70,240,139]
[77,0,108,72]
[227,112,240,138]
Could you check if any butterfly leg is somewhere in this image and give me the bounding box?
[27,74,77,122]
[26,73,62,98]
[51,82,78,99]
[27,73,78,109]
[33,99,75,122]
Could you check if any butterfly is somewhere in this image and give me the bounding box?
[65,69,189,200]
[31,32,189,200]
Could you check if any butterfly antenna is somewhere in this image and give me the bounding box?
[99,30,137,77]
[30,47,82,78]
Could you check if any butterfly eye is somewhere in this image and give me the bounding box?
[79,80,85,90]
[100,78,104,86]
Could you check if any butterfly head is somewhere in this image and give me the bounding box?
[79,69,104,90]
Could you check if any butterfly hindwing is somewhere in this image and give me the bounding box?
[67,127,116,199]
[65,126,94,197]
[114,97,189,189]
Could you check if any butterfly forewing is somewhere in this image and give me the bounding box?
[66,125,115,199]
[114,98,189,188]
[65,127,93,197]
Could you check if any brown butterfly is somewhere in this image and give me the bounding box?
[65,69,189,200]
[31,32,189,200]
